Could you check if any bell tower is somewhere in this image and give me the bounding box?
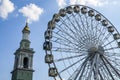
[11,22,35,80]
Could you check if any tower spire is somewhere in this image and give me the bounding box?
[11,21,35,80]
[22,21,30,40]
[22,21,30,32]
[26,18,28,27]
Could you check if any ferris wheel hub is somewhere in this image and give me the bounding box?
[88,46,104,56]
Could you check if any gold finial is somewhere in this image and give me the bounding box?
[25,25,29,31]
[25,19,30,31]
[22,19,30,32]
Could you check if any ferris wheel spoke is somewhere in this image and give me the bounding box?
[104,55,120,68]
[102,55,120,78]
[52,36,80,49]
[52,44,87,53]
[83,14,92,43]
[68,56,90,80]
[78,60,88,80]
[71,13,87,39]
[86,55,98,80]
[83,20,97,44]
[52,32,86,49]
[94,54,100,80]
[62,16,85,41]
[94,24,102,46]
[85,14,99,46]
[106,55,120,62]
[55,25,78,42]
[105,56,120,70]
[72,13,92,45]
[104,47,119,51]
[65,14,89,45]
[102,40,116,47]
[90,17,95,37]
[99,65,107,80]
[51,40,77,50]
[101,55,120,79]
[78,14,91,39]
[54,54,86,62]
[83,64,90,80]
[83,17,95,45]
[88,21,100,44]
[100,65,111,80]
[93,20,100,36]
[96,68,104,80]
[52,47,86,51]
[52,40,83,50]
[96,24,104,37]
[55,25,85,46]
[84,14,91,30]
[93,68,99,80]
[55,24,77,41]
[65,14,82,37]
[78,14,88,38]
[83,15,92,37]
[59,56,87,74]
[59,17,85,42]
[104,51,120,58]
[103,33,112,44]
[52,48,87,54]
[99,26,106,38]
[51,37,83,48]
[101,33,112,45]
[100,56,115,80]
[97,27,107,45]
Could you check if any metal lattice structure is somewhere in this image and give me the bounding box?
[43,5,120,80]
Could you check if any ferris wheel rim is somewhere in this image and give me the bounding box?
[44,4,120,80]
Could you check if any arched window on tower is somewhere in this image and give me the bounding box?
[23,57,29,68]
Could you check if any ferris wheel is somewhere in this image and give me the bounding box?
[43,5,120,80]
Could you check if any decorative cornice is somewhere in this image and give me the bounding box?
[11,68,35,73]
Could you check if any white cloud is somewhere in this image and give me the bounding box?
[19,3,44,23]
[0,0,15,19]
[57,0,118,8]
[69,0,77,5]
[56,0,67,8]
[69,0,107,7]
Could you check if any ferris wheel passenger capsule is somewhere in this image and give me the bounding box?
[66,6,73,14]
[113,33,120,40]
[48,21,55,29]
[81,7,87,14]
[108,26,114,33]
[45,54,53,64]
[74,5,80,13]
[88,10,94,17]
[43,41,52,50]
[59,9,66,17]
[95,14,101,21]
[49,68,58,77]
[44,30,52,40]
[102,20,108,26]
[53,14,60,22]
[118,42,120,48]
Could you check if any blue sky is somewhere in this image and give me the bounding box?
[0,0,120,80]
